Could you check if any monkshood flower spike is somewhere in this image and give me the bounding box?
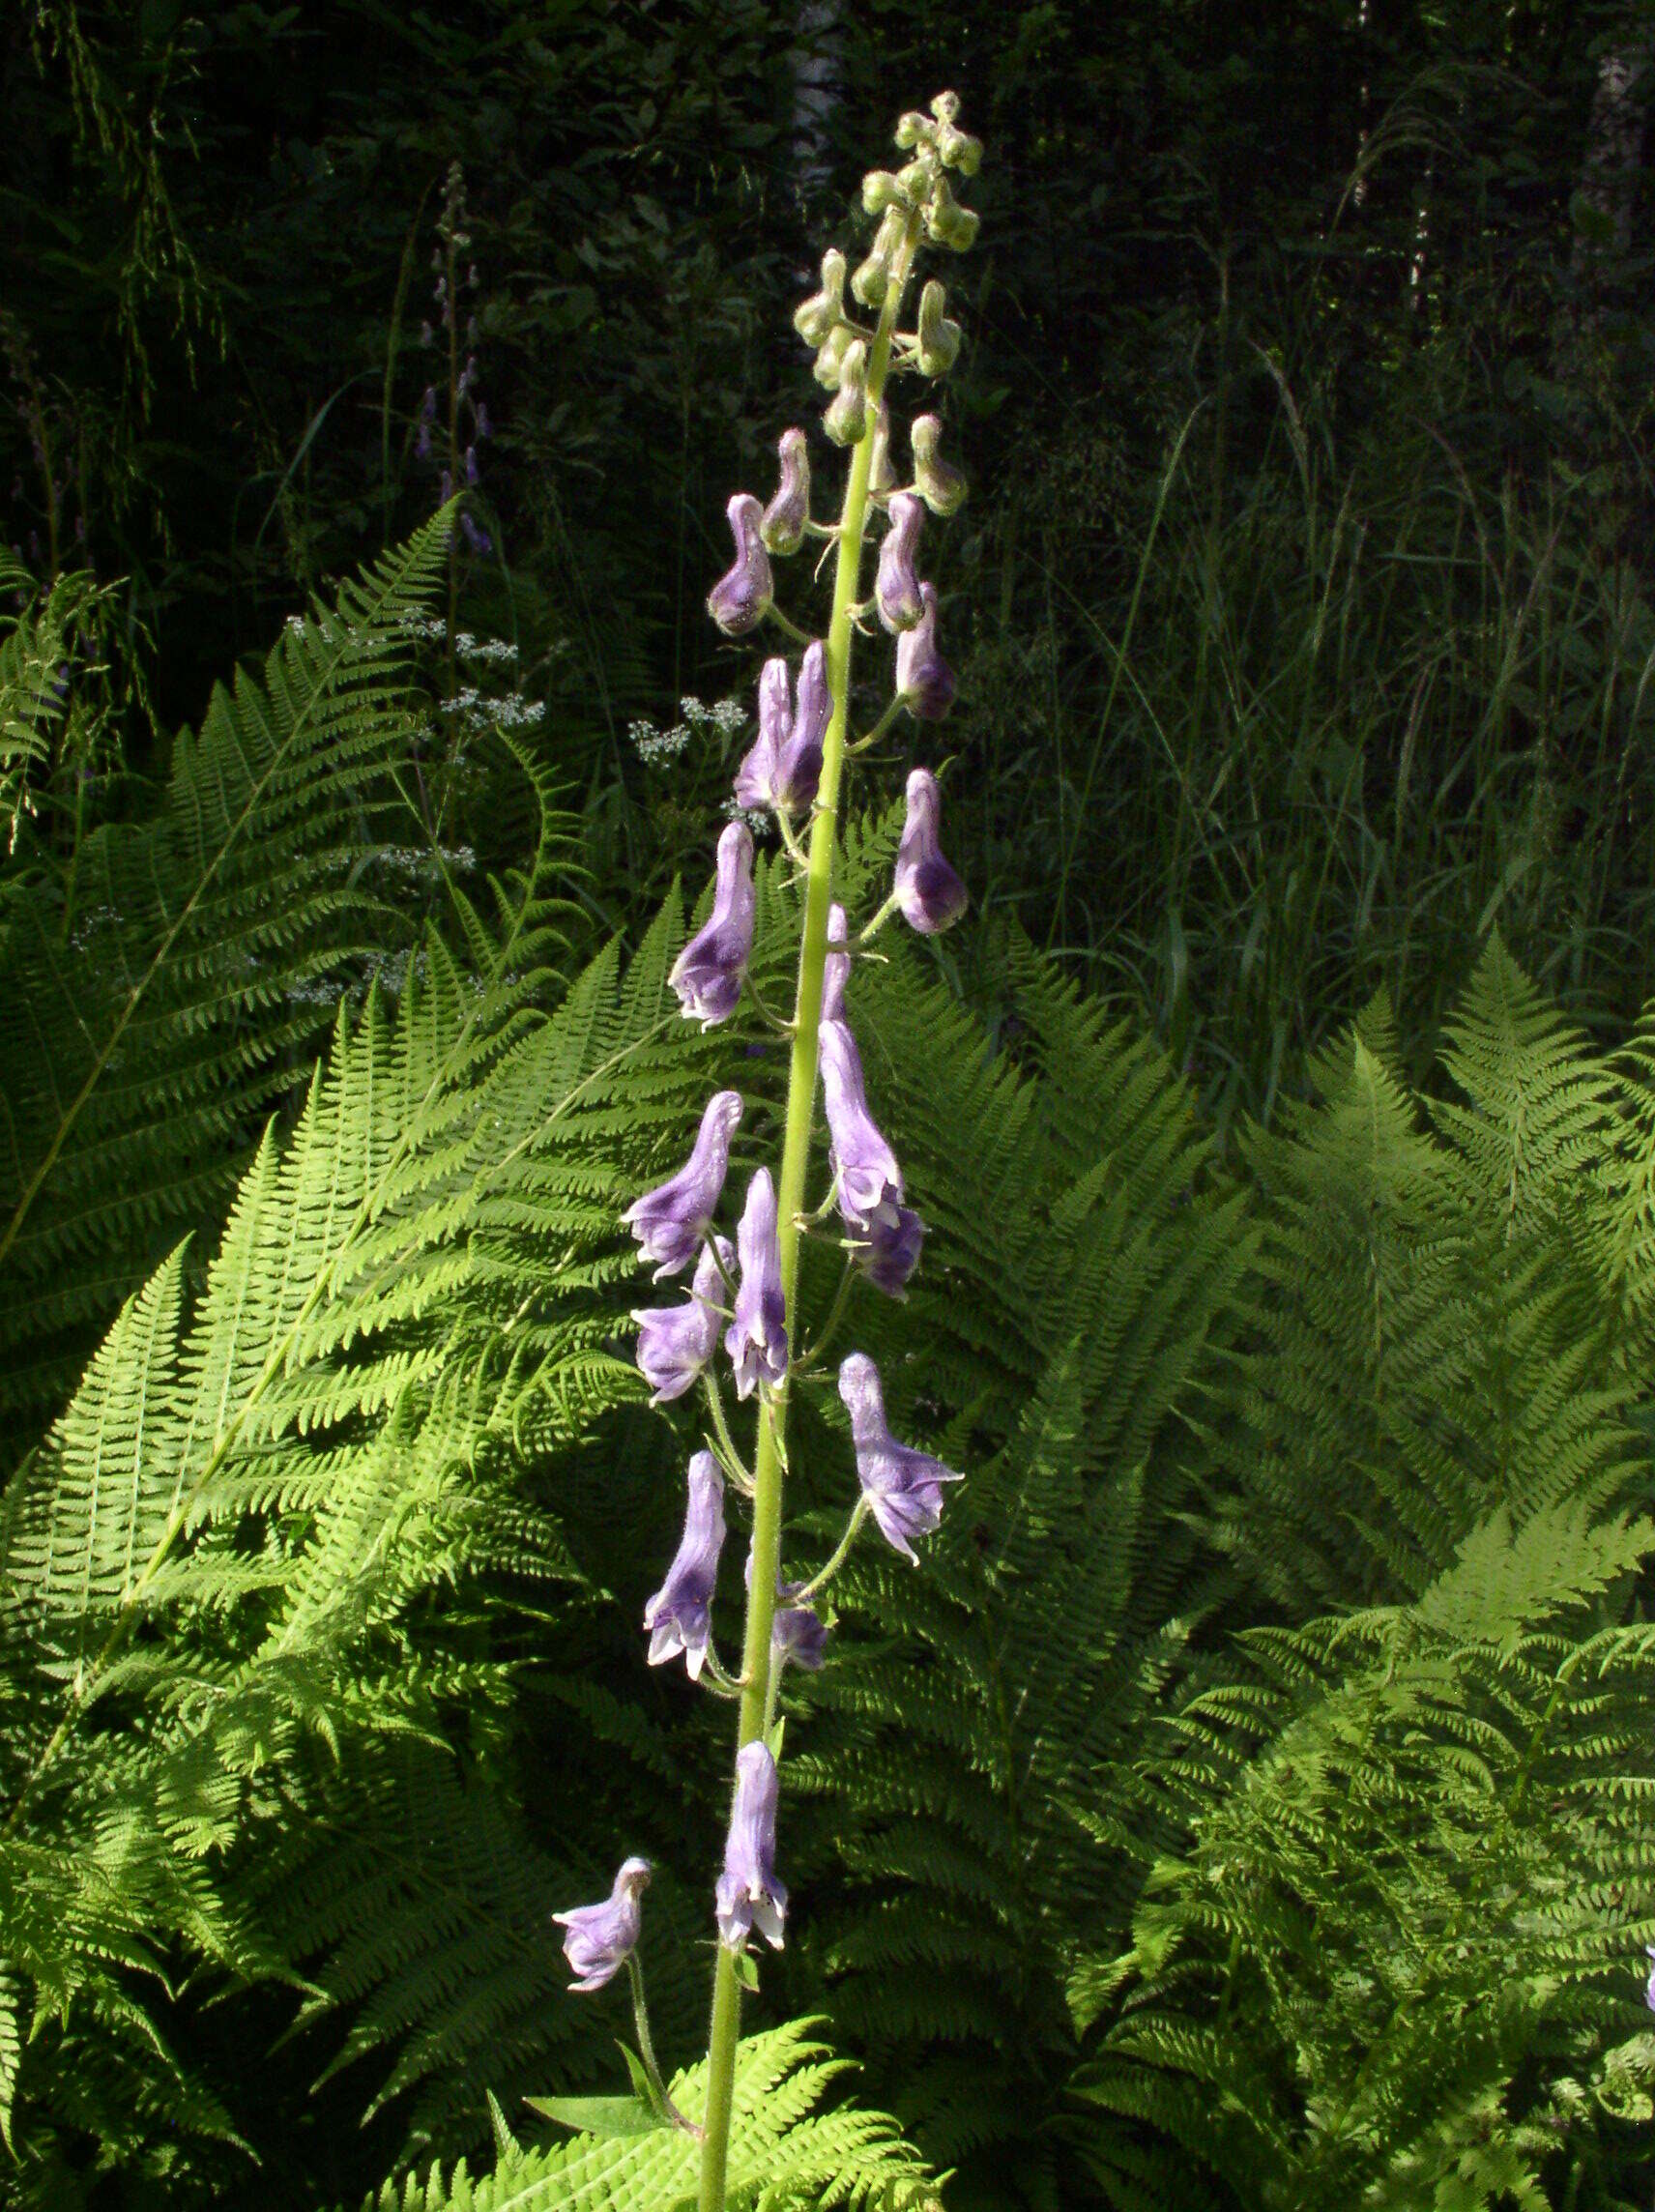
[838,1351,963,1561]
[669,821,756,1026]
[644,1451,727,1678]
[588,93,981,2212]
[715,1741,787,1952]
[633,1236,733,1405]
[554,1856,651,1993]
[622,1091,743,1278]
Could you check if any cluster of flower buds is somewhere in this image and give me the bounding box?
[420,161,493,556]
[559,97,981,2136]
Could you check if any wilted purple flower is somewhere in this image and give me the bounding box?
[707,493,773,636]
[725,1168,787,1398]
[837,1352,962,1562]
[894,581,956,721]
[669,822,755,1027]
[772,1586,828,1671]
[850,1203,925,1297]
[819,1018,903,1233]
[632,1236,732,1404]
[622,1090,743,1279]
[760,427,811,557]
[643,1450,727,1678]
[821,901,851,1023]
[774,640,829,814]
[733,657,792,811]
[876,493,926,633]
[553,1856,652,1992]
[894,768,968,934]
[715,1741,788,1952]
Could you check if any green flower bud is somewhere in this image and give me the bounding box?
[925,175,980,254]
[930,91,961,126]
[936,123,983,177]
[915,281,961,378]
[794,248,848,349]
[851,207,908,308]
[862,169,911,214]
[813,323,856,390]
[895,159,932,203]
[894,110,936,151]
[869,401,898,500]
[823,340,869,447]
[911,414,968,515]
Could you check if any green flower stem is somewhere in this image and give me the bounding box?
[791,1497,870,1608]
[626,1954,701,2138]
[696,214,918,2212]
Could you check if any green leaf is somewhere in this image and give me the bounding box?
[521,2094,664,2139]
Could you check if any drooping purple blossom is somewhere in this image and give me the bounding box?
[707,493,773,636]
[725,1169,788,1398]
[622,1091,743,1279]
[669,822,756,1028]
[734,657,792,812]
[553,1856,652,1993]
[760,427,811,557]
[837,1352,962,1562]
[894,581,957,721]
[819,1018,903,1233]
[821,902,851,1023]
[643,1450,727,1679]
[774,640,829,814]
[911,414,968,516]
[893,768,968,935]
[876,493,926,633]
[850,1202,925,1297]
[715,1741,788,1952]
[632,1236,733,1404]
[771,1586,828,1672]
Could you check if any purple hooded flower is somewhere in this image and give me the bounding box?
[734,657,792,812]
[819,1019,903,1233]
[774,640,829,814]
[894,581,957,721]
[553,1856,652,1992]
[707,493,773,636]
[669,822,755,1027]
[715,1741,787,1952]
[850,1203,925,1297]
[837,1352,962,1562]
[643,1450,726,1678]
[622,1091,743,1279]
[894,768,968,935]
[772,1587,828,1671]
[821,902,851,1023]
[876,493,926,633]
[911,414,968,516]
[725,1169,788,1397]
[632,1237,732,1404]
[760,427,811,557]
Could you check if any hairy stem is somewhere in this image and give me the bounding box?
[696,219,917,2212]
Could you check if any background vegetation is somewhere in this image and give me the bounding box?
[3,2,1654,2207]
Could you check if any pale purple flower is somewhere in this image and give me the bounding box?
[643,1450,727,1678]
[821,902,851,1023]
[894,581,956,720]
[1646,1944,1655,2012]
[772,1586,828,1671]
[632,1237,732,1404]
[850,1203,925,1297]
[734,657,792,811]
[894,768,968,935]
[911,414,968,516]
[837,1352,962,1562]
[707,493,773,636]
[715,1741,788,1952]
[622,1091,743,1279]
[774,640,829,814]
[760,427,811,556]
[669,822,755,1027]
[553,1856,652,1993]
[876,493,926,633]
[725,1169,788,1397]
[820,1018,903,1233]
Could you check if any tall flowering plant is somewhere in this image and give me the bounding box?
[553,95,980,2208]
